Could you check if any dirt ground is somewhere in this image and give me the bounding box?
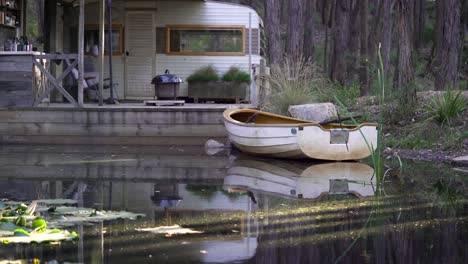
[355,90,468,167]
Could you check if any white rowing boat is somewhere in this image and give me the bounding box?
[223,108,378,161]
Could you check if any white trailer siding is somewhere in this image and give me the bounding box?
[83,0,262,99]
[155,1,260,28]
[154,1,262,97]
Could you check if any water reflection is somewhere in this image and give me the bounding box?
[224,157,376,199]
[0,145,466,263]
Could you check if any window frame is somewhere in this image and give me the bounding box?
[84,24,124,56]
[165,24,246,56]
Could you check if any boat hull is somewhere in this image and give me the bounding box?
[223,108,378,161]
[224,120,306,158]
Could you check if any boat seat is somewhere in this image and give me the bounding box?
[246,112,260,123]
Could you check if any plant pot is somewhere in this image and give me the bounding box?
[188,81,249,103]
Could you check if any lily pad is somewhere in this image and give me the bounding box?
[136,225,203,235]
[32,218,47,233]
[1,229,78,244]
[1,200,144,244]
[13,228,31,237]
[47,208,144,228]
[13,216,27,226]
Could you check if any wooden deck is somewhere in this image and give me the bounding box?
[0,103,254,146]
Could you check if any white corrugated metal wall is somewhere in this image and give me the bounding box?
[83,0,262,99]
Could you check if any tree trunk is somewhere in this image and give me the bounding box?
[394,0,415,104]
[461,0,468,78]
[359,0,369,95]
[265,0,282,65]
[303,0,316,62]
[329,0,349,84]
[347,0,360,81]
[413,0,425,50]
[381,0,393,74]
[433,0,461,90]
[368,0,384,64]
[323,0,335,73]
[287,0,304,66]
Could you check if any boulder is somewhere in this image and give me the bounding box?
[288,103,338,123]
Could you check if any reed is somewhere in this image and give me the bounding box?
[335,44,385,191]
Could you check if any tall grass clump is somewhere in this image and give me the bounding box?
[335,44,386,192]
[222,66,251,83]
[186,65,219,83]
[424,90,466,126]
[262,56,331,115]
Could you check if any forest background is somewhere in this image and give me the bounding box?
[234,0,467,162]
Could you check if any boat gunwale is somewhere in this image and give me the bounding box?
[223,108,378,131]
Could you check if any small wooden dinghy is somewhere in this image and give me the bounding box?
[223,108,378,161]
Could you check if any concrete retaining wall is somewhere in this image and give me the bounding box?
[0,107,229,145]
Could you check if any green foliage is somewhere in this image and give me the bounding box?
[386,122,467,151]
[15,204,28,215]
[71,231,79,240]
[13,228,31,237]
[414,56,427,78]
[222,66,251,83]
[261,56,331,115]
[422,22,434,44]
[330,82,361,106]
[382,102,418,125]
[185,184,218,201]
[32,218,47,233]
[424,91,466,126]
[13,216,26,227]
[186,65,219,83]
[458,80,467,90]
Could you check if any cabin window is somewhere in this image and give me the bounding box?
[166,25,245,56]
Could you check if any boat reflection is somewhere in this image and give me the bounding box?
[224,156,376,199]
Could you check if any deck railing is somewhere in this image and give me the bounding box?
[32,53,80,107]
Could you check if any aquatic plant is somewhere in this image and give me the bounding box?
[0,199,144,244]
[335,44,386,191]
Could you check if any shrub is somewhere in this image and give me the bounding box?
[261,56,331,115]
[222,66,251,84]
[186,65,219,83]
[328,82,361,106]
[424,90,466,126]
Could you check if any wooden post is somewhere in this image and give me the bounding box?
[248,12,254,105]
[77,0,85,107]
[98,0,105,105]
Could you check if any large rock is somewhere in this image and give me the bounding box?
[288,103,338,123]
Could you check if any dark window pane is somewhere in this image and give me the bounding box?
[169,27,243,53]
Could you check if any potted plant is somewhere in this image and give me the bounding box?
[188,66,251,103]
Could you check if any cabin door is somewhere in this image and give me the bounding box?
[124,11,156,99]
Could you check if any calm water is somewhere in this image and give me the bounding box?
[0,145,466,263]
